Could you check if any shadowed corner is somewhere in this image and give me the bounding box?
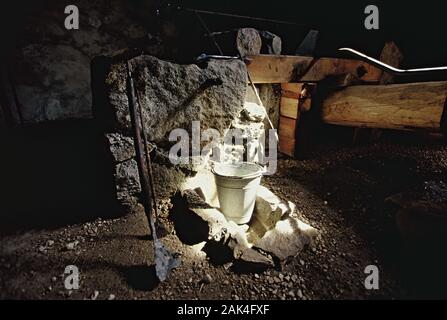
[120,265,160,291]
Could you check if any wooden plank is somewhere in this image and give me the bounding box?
[279,116,297,138]
[281,90,300,100]
[279,135,296,157]
[281,83,302,92]
[281,83,302,99]
[280,97,299,119]
[321,81,447,131]
[246,54,383,83]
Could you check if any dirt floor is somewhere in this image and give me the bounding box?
[1,129,447,300]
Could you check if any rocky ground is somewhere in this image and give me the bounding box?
[1,130,447,300]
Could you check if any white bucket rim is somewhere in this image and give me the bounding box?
[211,162,265,180]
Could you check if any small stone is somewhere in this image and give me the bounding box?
[223,262,233,270]
[108,294,116,300]
[254,273,260,279]
[288,290,295,297]
[297,289,303,299]
[51,276,57,282]
[223,280,230,286]
[47,240,55,246]
[38,246,47,253]
[300,259,305,266]
[91,291,99,300]
[66,241,78,251]
[201,274,212,285]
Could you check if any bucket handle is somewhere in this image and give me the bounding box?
[209,161,267,177]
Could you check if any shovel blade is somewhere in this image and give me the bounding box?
[154,240,181,282]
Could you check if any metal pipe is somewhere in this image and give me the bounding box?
[177,5,302,26]
[339,47,447,75]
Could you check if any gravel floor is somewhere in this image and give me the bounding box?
[1,131,446,300]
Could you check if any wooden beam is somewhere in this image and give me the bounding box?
[321,81,447,131]
[279,116,297,138]
[279,135,296,157]
[246,54,383,84]
[281,83,302,99]
[280,97,299,119]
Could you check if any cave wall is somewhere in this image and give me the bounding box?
[0,0,282,231]
[2,0,185,125]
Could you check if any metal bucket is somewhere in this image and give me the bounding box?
[212,162,264,224]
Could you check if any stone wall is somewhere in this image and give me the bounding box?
[2,0,175,125]
[1,0,282,127]
[0,0,282,215]
[104,55,249,206]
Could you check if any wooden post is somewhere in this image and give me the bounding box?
[278,83,315,158]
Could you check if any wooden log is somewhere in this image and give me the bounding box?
[237,28,262,57]
[246,54,383,84]
[321,81,447,131]
[259,31,282,55]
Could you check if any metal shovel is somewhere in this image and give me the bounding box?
[126,60,180,282]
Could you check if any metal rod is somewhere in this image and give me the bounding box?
[339,47,447,75]
[194,11,224,55]
[126,61,157,240]
[8,71,24,125]
[180,6,302,26]
[135,86,160,221]
[126,60,180,282]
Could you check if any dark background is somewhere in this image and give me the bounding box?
[0,0,446,233]
[1,0,447,66]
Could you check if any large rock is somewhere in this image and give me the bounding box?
[254,217,318,261]
[242,102,266,123]
[106,131,189,203]
[106,55,247,144]
[245,84,281,131]
[106,133,135,163]
[115,159,140,205]
[171,188,228,245]
[172,180,318,270]
[259,31,282,55]
[105,56,248,203]
[248,186,295,242]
